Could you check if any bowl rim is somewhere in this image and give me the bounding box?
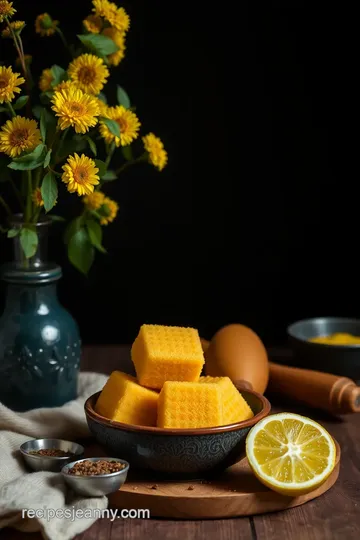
[19,438,85,460]
[84,389,271,435]
[287,317,360,348]
[61,457,130,479]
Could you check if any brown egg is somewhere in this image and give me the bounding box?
[203,324,269,394]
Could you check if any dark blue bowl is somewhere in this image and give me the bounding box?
[84,387,270,478]
[287,317,360,384]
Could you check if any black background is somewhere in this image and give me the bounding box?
[0,2,358,346]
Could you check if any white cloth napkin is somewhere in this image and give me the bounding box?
[0,372,108,540]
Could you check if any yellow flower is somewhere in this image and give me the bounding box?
[0,0,15,23]
[99,105,140,147]
[92,0,129,32]
[32,187,44,207]
[62,153,100,196]
[83,190,105,210]
[96,97,108,116]
[39,68,53,92]
[51,86,100,134]
[0,66,25,104]
[142,133,168,171]
[83,14,103,34]
[35,13,59,37]
[0,116,41,158]
[99,196,119,225]
[2,20,25,38]
[102,27,126,66]
[54,80,77,92]
[68,54,109,95]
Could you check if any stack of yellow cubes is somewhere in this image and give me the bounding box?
[95,324,254,428]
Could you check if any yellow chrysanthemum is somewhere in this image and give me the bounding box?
[0,1,15,23]
[2,20,25,38]
[102,27,126,66]
[83,190,105,210]
[51,86,100,134]
[96,97,108,116]
[83,14,103,34]
[54,80,77,92]
[68,54,109,96]
[99,196,119,225]
[142,133,168,171]
[35,13,59,37]
[62,153,100,196]
[92,0,129,32]
[32,187,44,207]
[0,66,25,104]
[0,116,41,158]
[39,68,53,93]
[99,105,140,147]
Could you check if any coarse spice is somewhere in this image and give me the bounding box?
[67,459,126,476]
[28,449,74,457]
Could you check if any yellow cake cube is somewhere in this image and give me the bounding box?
[95,370,158,427]
[200,376,254,423]
[131,324,205,389]
[157,381,223,428]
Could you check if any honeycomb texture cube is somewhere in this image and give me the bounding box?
[131,324,205,390]
[157,381,222,428]
[200,376,254,423]
[95,370,158,427]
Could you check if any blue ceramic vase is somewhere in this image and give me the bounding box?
[0,218,81,411]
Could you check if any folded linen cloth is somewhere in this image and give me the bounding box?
[0,372,109,540]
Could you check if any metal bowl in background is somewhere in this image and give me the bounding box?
[61,457,129,496]
[20,439,84,472]
[286,317,360,384]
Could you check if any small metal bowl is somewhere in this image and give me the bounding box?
[20,439,84,472]
[61,457,129,497]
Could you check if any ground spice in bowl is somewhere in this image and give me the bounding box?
[67,459,126,476]
[28,449,75,458]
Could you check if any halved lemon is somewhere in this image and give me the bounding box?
[246,412,336,496]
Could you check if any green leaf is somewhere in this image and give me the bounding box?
[99,117,120,137]
[68,227,95,275]
[8,144,47,170]
[41,171,58,213]
[7,228,19,238]
[60,136,87,158]
[86,136,97,156]
[94,159,107,178]
[77,33,119,57]
[33,107,57,141]
[117,86,131,109]
[49,214,65,222]
[98,92,107,104]
[13,95,29,111]
[0,106,8,113]
[122,145,133,161]
[32,105,42,119]
[20,227,38,259]
[43,149,52,168]
[64,216,84,244]
[50,65,67,87]
[40,109,47,142]
[86,218,106,253]
[101,170,117,181]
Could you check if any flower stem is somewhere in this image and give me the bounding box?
[6,101,16,117]
[55,27,72,57]
[115,155,146,176]
[105,142,115,169]
[0,195,12,218]
[24,170,33,224]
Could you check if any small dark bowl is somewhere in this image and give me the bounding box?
[84,387,270,478]
[287,317,360,383]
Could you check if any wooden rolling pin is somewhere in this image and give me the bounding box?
[200,333,360,415]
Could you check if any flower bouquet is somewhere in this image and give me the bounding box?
[0,0,168,274]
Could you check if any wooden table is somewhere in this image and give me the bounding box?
[1,345,360,540]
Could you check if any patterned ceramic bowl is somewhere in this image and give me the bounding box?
[84,384,271,478]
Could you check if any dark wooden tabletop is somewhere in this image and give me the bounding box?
[1,345,360,540]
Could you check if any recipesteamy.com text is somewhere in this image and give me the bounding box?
[22,507,150,522]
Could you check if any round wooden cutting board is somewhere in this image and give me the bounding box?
[107,439,340,519]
